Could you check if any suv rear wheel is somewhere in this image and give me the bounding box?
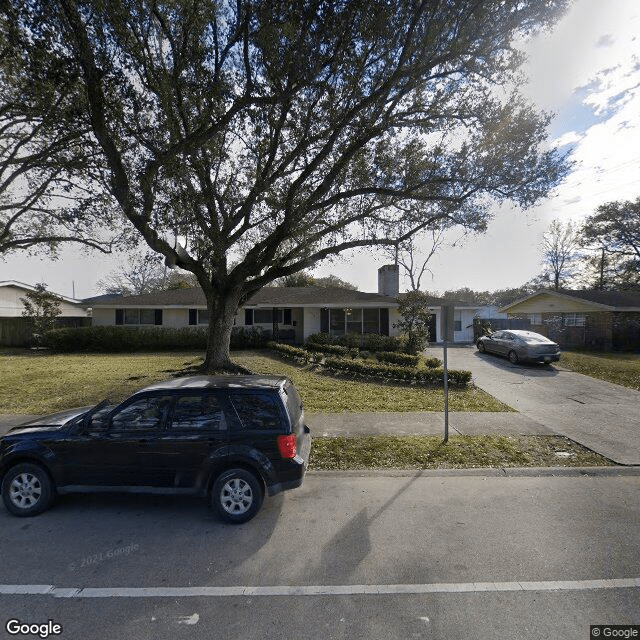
[2,463,55,517]
[211,468,263,524]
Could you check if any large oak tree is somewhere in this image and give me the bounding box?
[2,0,570,370]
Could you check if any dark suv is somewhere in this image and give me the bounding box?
[0,375,311,523]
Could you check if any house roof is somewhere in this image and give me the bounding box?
[0,280,84,306]
[500,289,640,312]
[90,286,399,308]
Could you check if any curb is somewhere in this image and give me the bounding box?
[307,466,640,478]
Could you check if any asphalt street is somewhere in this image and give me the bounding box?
[1,471,639,640]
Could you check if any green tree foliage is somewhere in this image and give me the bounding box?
[0,7,120,257]
[395,290,432,355]
[581,197,640,290]
[276,271,357,289]
[2,0,570,370]
[20,283,62,344]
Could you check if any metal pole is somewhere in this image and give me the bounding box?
[443,338,449,442]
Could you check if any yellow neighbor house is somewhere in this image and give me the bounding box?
[500,289,640,350]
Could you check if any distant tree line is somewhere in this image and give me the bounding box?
[538,196,640,292]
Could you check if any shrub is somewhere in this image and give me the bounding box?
[266,341,310,362]
[424,356,442,368]
[43,326,208,352]
[230,326,269,349]
[375,351,419,367]
[306,332,333,345]
[360,333,403,352]
[307,331,403,352]
[304,342,349,356]
[336,332,362,348]
[323,357,471,387]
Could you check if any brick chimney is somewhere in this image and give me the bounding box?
[378,264,399,297]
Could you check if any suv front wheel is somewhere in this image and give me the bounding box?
[2,463,55,517]
[211,468,263,524]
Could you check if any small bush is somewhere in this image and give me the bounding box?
[424,356,442,369]
[360,333,403,352]
[266,341,310,362]
[230,326,269,349]
[336,332,362,348]
[307,331,404,353]
[306,332,333,345]
[323,357,471,387]
[304,342,349,356]
[375,351,419,367]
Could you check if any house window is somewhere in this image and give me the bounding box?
[250,308,292,324]
[529,313,542,324]
[329,309,346,336]
[363,308,380,334]
[116,309,162,325]
[346,308,362,334]
[564,313,586,327]
[454,320,462,332]
[327,308,384,336]
[188,309,209,325]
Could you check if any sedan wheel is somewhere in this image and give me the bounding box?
[1,463,55,517]
[212,469,263,524]
[508,350,519,364]
[477,341,486,353]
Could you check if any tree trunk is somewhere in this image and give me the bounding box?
[201,289,252,374]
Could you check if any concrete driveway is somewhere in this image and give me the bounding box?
[430,345,640,466]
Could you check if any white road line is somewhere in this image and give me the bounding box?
[0,578,638,598]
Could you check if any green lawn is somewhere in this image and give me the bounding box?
[559,350,640,390]
[309,434,614,470]
[0,349,509,414]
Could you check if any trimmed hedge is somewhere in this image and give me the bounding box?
[43,325,268,352]
[266,341,310,361]
[306,332,404,353]
[304,342,349,356]
[44,326,207,352]
[323,357,472,386]
[375,351,420,367]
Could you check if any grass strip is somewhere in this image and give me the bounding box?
[559,351,640,391]
[308,435,615,470]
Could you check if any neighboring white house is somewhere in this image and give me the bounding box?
[90,267,486,344]
[0,281,89,318]
[0,281,90,346]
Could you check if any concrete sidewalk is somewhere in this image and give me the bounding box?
[306,411,553,437]
[1,411,549,438]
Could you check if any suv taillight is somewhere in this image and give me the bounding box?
[278,434,297,459]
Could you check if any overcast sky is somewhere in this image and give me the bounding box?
[2,0,639,299]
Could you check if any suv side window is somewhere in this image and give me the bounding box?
[230,392,284,430]
[171,394,227,431]
[111,395,172,432]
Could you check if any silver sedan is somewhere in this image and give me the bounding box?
[476,330,561,364]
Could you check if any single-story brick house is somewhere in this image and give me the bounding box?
[90,266,486,344]
[500,289,640,350]
[0,280,90,346]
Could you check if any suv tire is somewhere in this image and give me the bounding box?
[212,468,263,524]
[2,463,55,517]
